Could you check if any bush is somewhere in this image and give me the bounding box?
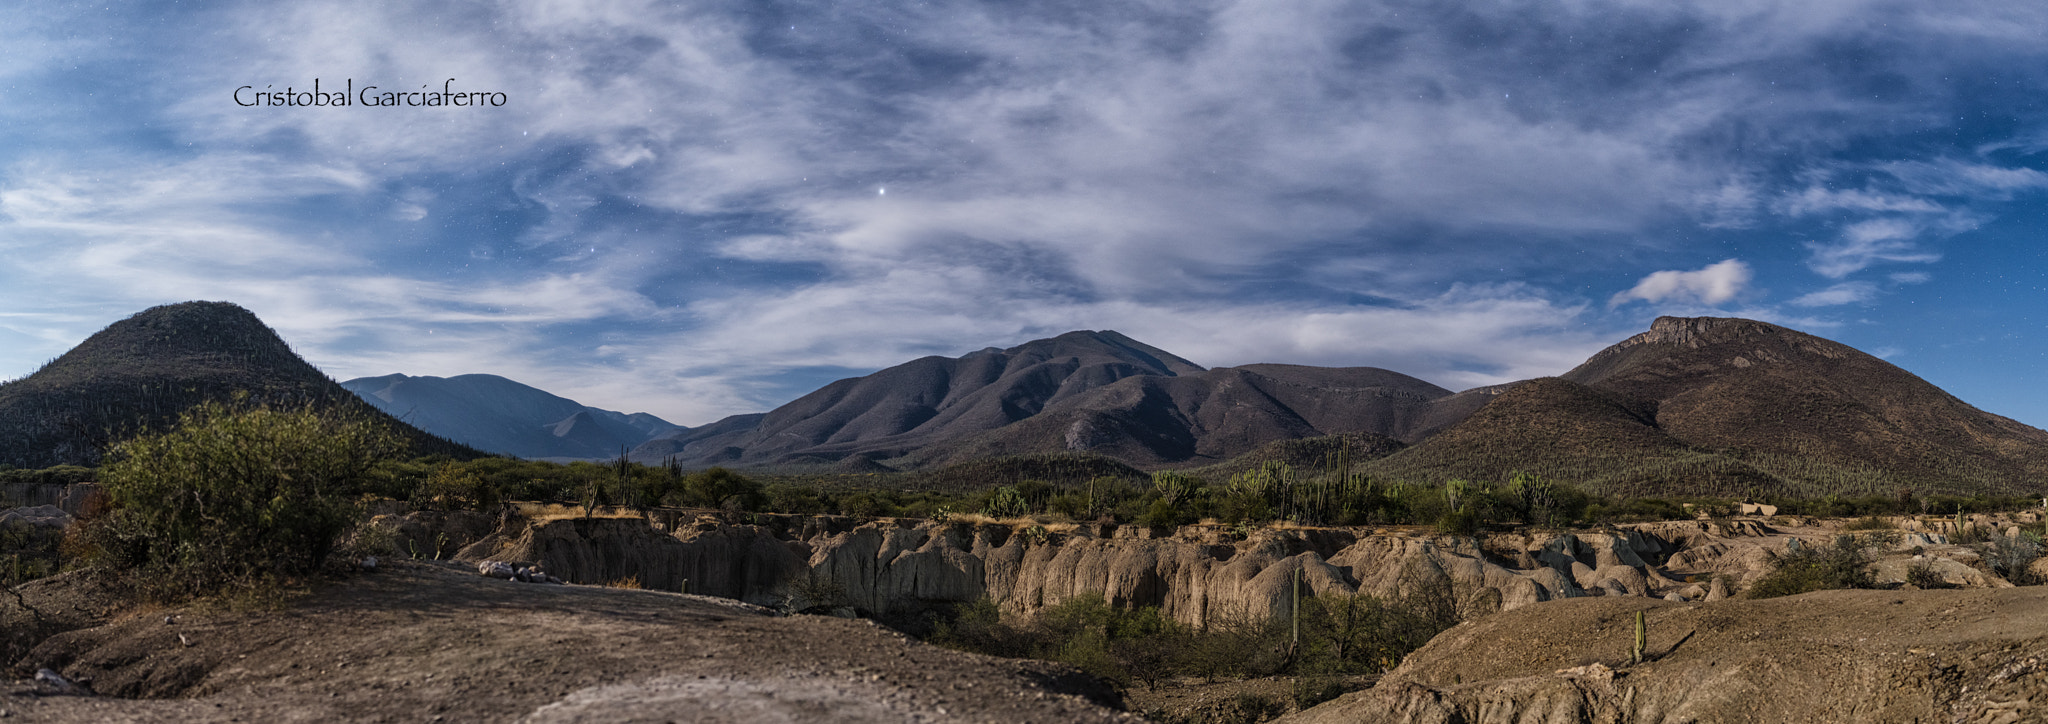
[1973,534,2043,586]
[1746,534,1888,599]
[1841,516,1897,531]
[1292,676,1351,710]
[764,484,828,515]
[82,400,399,600]
[412,463,498,511]
[679,467,764,511]
[1904,559,1954,589]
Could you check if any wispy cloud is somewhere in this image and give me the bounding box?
[1789,281,1879,307]
[1805,219,1943,279]
[5,1,2048,423]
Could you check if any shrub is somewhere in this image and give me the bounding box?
[1841,515,1897,531]
[1142,498,1192,530]
[82,400,399,600]
[412,463,499,511]
[1973,533,2043,586]
[1292,676,1351,710]
[679,467,764,511]
[1904,559,1954,589]
[1746,534,1888,599]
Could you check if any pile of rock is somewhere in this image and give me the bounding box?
[0,504,71,530]
[478,560,562,584]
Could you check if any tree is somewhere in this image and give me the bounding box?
[86,399,399,598]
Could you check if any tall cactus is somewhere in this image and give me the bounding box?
[1632,610,1647,664]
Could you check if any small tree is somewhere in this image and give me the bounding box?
[87,399,399,599]
[414,463,496,511]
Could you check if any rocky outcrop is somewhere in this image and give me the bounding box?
[454,515,807,606]
[426,509,2040,628]
[0,484,104,517]
[440,515,1714,625]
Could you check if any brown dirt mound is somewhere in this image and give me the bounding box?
[1281,586,2048,723]
[4,560,1132,723]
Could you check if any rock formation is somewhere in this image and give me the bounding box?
[434,509,2043,625]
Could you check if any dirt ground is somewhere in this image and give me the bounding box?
[2,560,1134,723]
[1280,585,2048,723]
[1122,675,1376,723]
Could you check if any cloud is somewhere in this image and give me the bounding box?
[1610,259,1753,307]
[1805,218,1942,278]
[1776,187,1945,217]
[1889,271,1931,284]
[9,1,2048,424]
[1788,281,1879,307]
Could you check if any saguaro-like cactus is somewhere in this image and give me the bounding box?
[1632,610,1647,664]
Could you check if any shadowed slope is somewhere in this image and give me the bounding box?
[0,301,480,467]
[630,330,1207,466]
[922,364,1453,467]
[343,373,683,459]
[1364,316,2048,496]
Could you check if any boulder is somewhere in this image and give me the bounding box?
[0,504,70,528]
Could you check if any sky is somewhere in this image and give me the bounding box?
[2,1,2047,429]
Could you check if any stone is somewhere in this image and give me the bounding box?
[34,668,88,696]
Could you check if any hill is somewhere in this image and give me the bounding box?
[628,330,1205,466]
[627,331,1469,469]
[919,364,1452,467]
[0,301,479,467]
[1361,316,2048,497]
[342,373,683,460]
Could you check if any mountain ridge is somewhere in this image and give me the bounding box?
[341,373,683,460]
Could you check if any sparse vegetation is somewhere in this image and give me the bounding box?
[1841,515,1898,531]
[931,564,1463,695]
[1746,533,1892,599]
[77,399,400,601]
[1972,533,2044,586]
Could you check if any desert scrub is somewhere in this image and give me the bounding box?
[80,399,400,601]
[1904,559,1955,589]
[930,567,1462,691]
[1746,533,1890,599]
[1972,533,2044,586]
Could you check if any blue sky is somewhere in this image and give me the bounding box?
[2,1,2046,429]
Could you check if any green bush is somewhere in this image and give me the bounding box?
[675,467,764,511]
[1746,534,1888,599]
[84,400,400,600]
[764,484,828,515]
[412,462,498,511]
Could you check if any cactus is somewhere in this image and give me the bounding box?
[1632,610,1647,664]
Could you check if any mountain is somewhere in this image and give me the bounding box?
[1361,316,2048,497]
[630,330,1202,466]
[919,363,1456,467]
[629,330,1471,468]
[341,373,684,459]
[0,301,480,468]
